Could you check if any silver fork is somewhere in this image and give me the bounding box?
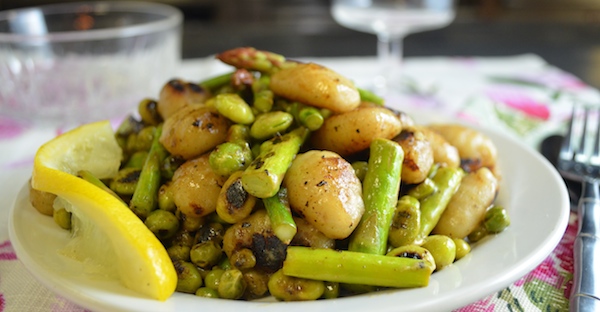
[558,106,600,312]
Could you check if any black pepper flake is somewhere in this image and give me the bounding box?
[316,180,327,187]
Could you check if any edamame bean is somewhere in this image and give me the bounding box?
[109,168,141,196]
[388,195,421,248]
[209,142,253,177]
[123,151,148,169]
[214,93,255,125]
[407,178,438,200]
[420,235,456,271]
[249,111,294,140]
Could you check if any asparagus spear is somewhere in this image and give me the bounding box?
[263,187,297,244]
[130,125,167,219]
[199,71,234,91]
[349,138,404,255]
[283,246,434,288]
[77,170,124,203]
[416,166,463,242]
[241,127,309,198]
[357,87,384,106]
[216,47,294,74]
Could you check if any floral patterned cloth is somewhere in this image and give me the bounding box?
[1,55,598,311]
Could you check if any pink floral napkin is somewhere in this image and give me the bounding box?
[1,54,599,311]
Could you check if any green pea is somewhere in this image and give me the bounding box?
[144,210,180,240]
[467,224,488,243]
[298,106,324,131]
[167,244,191,262]
[243,269,270,298]
[169,230,195,247]
[227,124,251,145]
[53,208,71,230]
[157,183,176,212]
[174,260,203,293]
[138,98,162,126]
[195,287,219,298]
[268,269,324,301]
[161,155,185,180]
[218,269,246,299]
[181,214,204,232]
[204,268,225,291]
[230,248,256,270]
[322,282,340,299]
[351,161,368,182]
[452,238,471,260]
[190,241,223,269]
[484,206,511,233]
[421,235,456,271]
[126,126,155,153]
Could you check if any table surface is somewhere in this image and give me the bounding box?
[1,54,599,311]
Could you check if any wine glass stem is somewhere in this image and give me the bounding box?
[375,34,404,96]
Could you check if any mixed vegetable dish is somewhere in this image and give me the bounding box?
[29,47,510,301]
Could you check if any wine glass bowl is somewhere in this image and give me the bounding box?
[331,0,456,96]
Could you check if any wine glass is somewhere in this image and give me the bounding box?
[331,0,456,97]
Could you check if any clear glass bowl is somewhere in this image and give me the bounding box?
[0,1,183,126]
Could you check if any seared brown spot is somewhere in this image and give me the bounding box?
[168,79,185,92]
[226,180,248,210]
[117,169,140,183]
[251,234,287,273]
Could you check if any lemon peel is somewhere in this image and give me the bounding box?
[31,120,177,301]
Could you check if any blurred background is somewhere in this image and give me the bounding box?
[2,0,600,86]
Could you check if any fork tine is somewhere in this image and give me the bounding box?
[592,108,600,164]
[561,105,578,160]
[575,107,589,162]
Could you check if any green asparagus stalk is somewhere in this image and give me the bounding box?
[199,72,234,91]
[416,167,463,242]
[263,187,296,244]
[77,170,124,203]
[283,246,434,288]
[349,138,404,255]
[357,87,384,106]
[130,125,167,219]
[216,47,295,74]
[241,127,309,198]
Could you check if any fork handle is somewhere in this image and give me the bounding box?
[570,180,600,312]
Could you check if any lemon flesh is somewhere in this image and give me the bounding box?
[30,120,177,301]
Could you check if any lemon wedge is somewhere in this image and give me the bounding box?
[30,120,177,301]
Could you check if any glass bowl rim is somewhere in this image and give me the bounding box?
[0,1,183,43]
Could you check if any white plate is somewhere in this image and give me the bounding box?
[8,113,570,312]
